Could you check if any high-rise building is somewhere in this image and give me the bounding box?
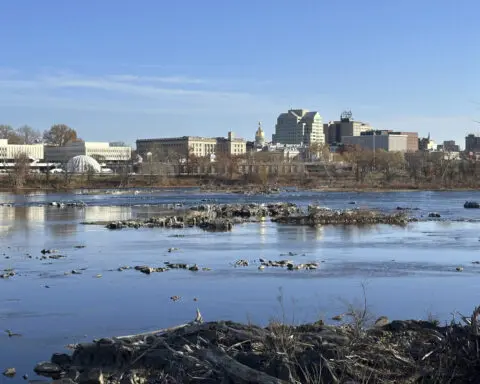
[323,111,372,145]
[272,109,324,145]
[443,140,460,152]
[465,134,480,153]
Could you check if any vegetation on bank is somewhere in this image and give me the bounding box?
[2,172,480,193]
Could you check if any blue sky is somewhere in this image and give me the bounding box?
[0,0,478,147]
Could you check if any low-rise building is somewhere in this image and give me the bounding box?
[136,132,246,160]
[44,142,131,164]
[0,139,44,161]
[390,131,418,151]
[343,132,408,152]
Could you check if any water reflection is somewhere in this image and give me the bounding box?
[84,206,133,222]
[0,207,15,235]
[258,219,268,243]
[0,205,135,239]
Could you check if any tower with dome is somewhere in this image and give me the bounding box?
[255,122,265,147]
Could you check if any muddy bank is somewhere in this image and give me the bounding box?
[31,307,480,384]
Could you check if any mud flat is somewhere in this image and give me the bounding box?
[31,307,480,384]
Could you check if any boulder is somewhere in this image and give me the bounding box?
[3,368,16,377]
[34,361,63,377]
[51,353,72,367]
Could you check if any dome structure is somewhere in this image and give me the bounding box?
[66,155,101,173]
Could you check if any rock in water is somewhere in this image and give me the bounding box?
[464,201,480,209]
[33,362,62,377]
[3,368,16,377]
[51,353,72,367]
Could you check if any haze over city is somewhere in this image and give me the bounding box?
[0,0,478,146]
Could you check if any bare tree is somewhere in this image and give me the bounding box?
[375,150,405,183]
[9,153,30,188]
[16,125,41,144]
[0,124,23,144]
[342,146,374,183]
[43,124,78,146]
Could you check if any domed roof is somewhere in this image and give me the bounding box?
[66,155,101,173]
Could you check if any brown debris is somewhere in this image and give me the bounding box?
[32,306,480,384]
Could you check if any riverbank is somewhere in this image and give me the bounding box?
[1,173,479,194]
[29,307,480,384]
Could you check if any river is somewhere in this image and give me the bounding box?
[1,188,480,381]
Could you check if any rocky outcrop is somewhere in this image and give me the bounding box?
[103,204,412,231]
[105,203,300,232]
[272,207,410,226]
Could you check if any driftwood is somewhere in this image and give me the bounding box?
[201,347,289,384]
[114,323,190,341]
[34,310,480,384]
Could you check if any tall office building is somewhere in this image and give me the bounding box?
[323,111,372,145]
[272,109,324,145]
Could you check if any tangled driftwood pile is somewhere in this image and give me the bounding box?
[32,307,480,384]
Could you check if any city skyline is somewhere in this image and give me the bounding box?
[0,0,478,146]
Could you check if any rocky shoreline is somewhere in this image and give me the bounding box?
[28,307,480,384]
[97,203,412,232]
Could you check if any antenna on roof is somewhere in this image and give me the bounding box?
[340,110,353,122]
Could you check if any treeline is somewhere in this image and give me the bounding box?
[0,124,79,146]
[339,147,476,187]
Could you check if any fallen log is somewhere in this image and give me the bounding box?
[201,347,290,384]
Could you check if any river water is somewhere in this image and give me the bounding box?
[1,188,480,381]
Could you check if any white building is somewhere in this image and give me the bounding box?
[342,134,408,152]
[44,142,131,163]
[273,109,325,145]
[0,139,44,161]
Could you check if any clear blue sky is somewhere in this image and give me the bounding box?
[0,0,478,147]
